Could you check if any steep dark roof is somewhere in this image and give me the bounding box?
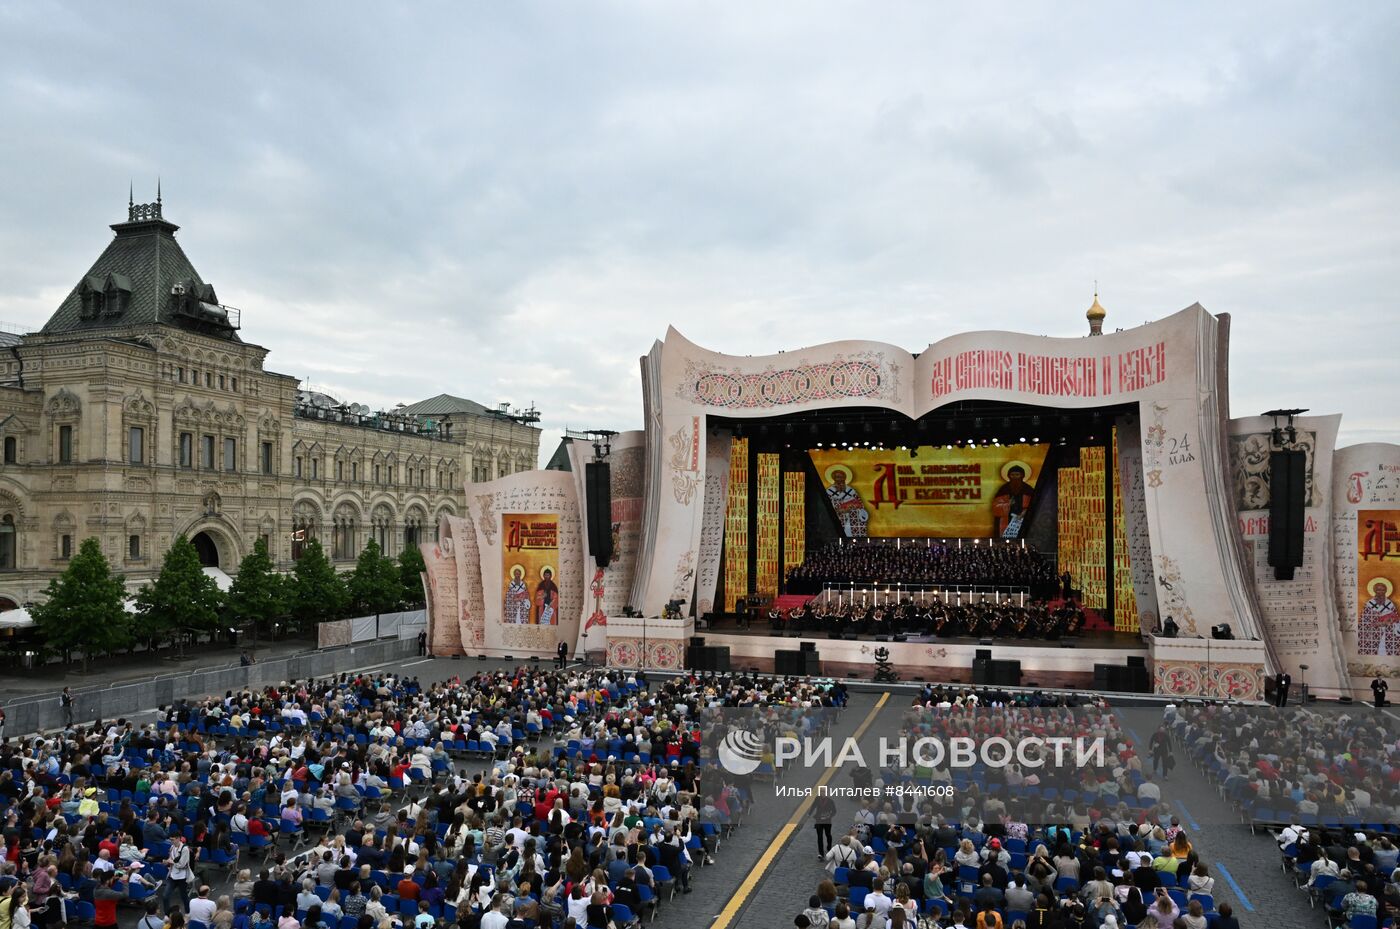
[544,437,574,471]
[41,201,241,342]
[398,393,494,417]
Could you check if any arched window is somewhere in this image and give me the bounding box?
[332,505,357,561]
[371,504,394,553]
[0,515,15,570]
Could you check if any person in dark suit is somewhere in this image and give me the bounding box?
[1275,672,1292,707]
[1373,677,1389,708]
[556,640,569,669]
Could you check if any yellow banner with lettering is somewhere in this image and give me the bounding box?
[808,444,1049,538]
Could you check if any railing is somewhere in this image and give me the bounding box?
[292,403,457,442]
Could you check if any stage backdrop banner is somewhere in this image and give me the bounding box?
[808,444,1049,538]
[503,514,562,626]
[1357,510,1400,656]
[1331,444,1400,691]
[467,470,584,658]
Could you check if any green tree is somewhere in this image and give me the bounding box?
[31,537,130,672]
[289,538,348,628]
[135,535,224,655]
[397,545,427,607]
[348,538,402,615]
[227,536,286,636]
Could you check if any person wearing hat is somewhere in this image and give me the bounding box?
[76,787,101,819]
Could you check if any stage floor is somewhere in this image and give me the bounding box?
[694,618,1149,689]
[699,615,1142,651]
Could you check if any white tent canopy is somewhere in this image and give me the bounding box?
[0,607,34,629]
[203,567,233,592]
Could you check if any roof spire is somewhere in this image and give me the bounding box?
[156,177,162,205]
[128,181,133,209]
[1086,283,1107,337]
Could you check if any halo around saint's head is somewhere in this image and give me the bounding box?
[1001,460,1033,482]
[1370,577,1394,599]
[824,465,854,486]
[508,563,527,580]
[538,564,556,580]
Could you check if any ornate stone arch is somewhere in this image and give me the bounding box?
[291,497,321,561]
[370,502,395,553]
[0,487,25,571]
[176,513,244,569]
[403,502,428,549]
[331,499,361,560]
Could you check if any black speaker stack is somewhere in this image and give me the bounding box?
[774,648,822,676]
[686,644,731,672]
[972,657,1022,686]
[1094,659,1150,693]
[585,461,613,568]
[1268,448,1306,581]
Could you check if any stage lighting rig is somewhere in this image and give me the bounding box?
[1262,409,1308,449]
[586,429,618,461]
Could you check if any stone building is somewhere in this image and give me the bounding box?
[0,195,540,609]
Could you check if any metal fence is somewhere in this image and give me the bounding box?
[1,636,417,738]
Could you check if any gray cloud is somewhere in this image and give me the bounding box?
[0,0,1395,453]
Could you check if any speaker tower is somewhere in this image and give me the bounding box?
[1268,449,1305,581]
[585,461,613,568]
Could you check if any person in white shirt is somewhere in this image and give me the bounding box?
[188,886,218,925]
[1278,821,1308,849]
[825,836,858,874]
[863,880,893,918]
[1138,780,1161,802]
[479,894,510,929]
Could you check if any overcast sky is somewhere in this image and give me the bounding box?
[0,2,1395,454]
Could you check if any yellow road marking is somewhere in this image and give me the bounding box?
[711,692,891,928]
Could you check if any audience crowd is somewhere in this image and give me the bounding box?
[0,666,846,929]
[793,686,1235,929]
[1171,702,1400,925]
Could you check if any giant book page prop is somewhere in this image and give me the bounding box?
[465,470,584,658]
[1228,415,1346,695]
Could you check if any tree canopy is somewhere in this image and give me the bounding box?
[226,536,286,633]
[31,537,129,672]
[397,545,427,607]
[289,538,348,627]
[134,535,225,649]
[349,538,403,615]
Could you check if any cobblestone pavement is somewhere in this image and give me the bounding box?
[723,701,1315,929]
[732,693,906,929]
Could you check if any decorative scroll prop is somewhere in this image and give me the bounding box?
[1225,416,1346,694]
[783,471,806,574]
[754,453,780,599]
[722,437,750,612]
[809,444,1048,539]
[694,437,732,617]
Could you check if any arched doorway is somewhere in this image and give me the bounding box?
[191,531,220,567]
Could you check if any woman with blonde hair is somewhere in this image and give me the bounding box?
[954,838,980,868]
